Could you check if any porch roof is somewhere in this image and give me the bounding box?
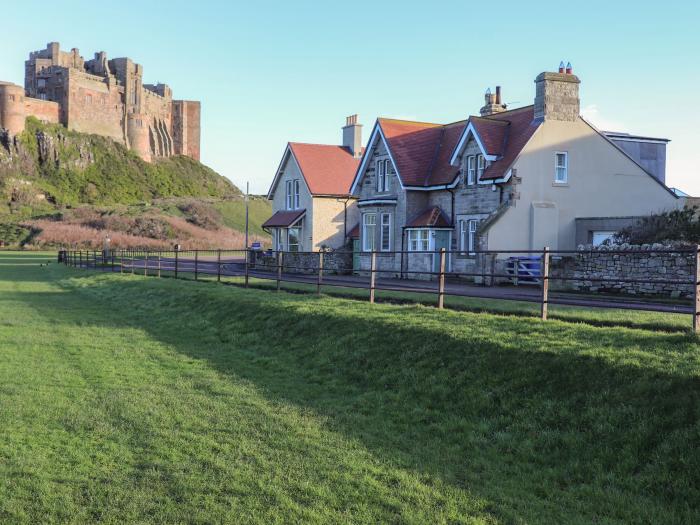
[262,209,306,229]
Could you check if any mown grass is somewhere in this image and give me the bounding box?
[1,252,699,523]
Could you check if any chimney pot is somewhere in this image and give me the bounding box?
[566,62,573,74]
[559,61,565,73]
[495,86,502,105]
[342,114,363,158]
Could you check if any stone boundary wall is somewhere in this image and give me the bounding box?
[551,243,695,298]
[251,250,353,275]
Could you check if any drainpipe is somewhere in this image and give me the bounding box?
[400,226,406,279]
[448,187,455,226]
[336,197,352,247]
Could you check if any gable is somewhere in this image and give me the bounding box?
[267,145,304,200]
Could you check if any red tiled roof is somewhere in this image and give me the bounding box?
[262,209,306,228]
[406,206,451,228]
[289,143,361,196]
[376,105,540,187]
[478,106,540,180]
[347,223,360,239]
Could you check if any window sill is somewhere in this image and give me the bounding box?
[552,182,569,187]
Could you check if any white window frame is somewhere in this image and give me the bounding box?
[376,159,391,192]
[555,152,568,183]
[408,229,430,252]
[362,213,376,252]
[459,219,479,255]
[467,155,476,185]
[380,213,391,252]
[287,227,301,252]
[477,155,485,179]
[285,180,293,210]
[294,179,300,209]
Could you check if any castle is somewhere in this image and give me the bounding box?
[0,42,200,162]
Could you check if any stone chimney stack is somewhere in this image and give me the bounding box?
[342,114,363,158]
[479,86,506,116]
[534,62,580,121]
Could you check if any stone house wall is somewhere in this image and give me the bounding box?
[251,250,353,275]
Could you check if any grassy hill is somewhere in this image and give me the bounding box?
[0,117,239,208]
[0,118,271,248]
[1,254,699,523]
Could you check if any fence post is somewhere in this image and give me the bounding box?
[694,244,700,333]
[120,252,124,274]
[244,249,249,288]
[541,246,550,321]
[144,252,149,277]
[194,250,199,281]
[277,251,282,291]
[157,253,162,278]
[175,250,179,279]
[131,251,135,275]
[79,251,83,269]
[370,250,377,304]
[111,252,115,272]
[317,251,324,296]
[437,248,446,309]
[217,249,221,283]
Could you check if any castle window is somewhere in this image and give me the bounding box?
[37,78,46,89]
[85,94,92,104]
[8,95,15,102]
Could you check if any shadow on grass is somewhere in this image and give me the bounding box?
[23,269,700,522]
[222,277,692,334]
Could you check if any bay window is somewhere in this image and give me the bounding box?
[408,229,430,252]
[287,227,301,252]
[380,213,391,252]
[362,213,376,251]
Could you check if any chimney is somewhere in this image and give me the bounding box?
[479,86,506,116]
[534,62,580,122]
[342,114,363,158]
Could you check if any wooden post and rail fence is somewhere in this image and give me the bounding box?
[57,244,700,333]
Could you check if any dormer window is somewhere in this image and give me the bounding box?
[477,155,485,179]
[376,159,391,192]
[466,156,476,185]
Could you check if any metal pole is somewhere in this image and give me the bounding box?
[157,253,161,278]
[245,181,249,255]
[217,249,221,283]
[370,251,377,304]
[541,246,550,321]
[131,251,135,275]
[694,244,700,333]
[144,252,149,277]
[317,251,324,296]
[277,251,282,291]
[244,248,249,288]
[438,248,446,309]
[120,252,124,274]
[175,250,179,279]
[194,250,199,281]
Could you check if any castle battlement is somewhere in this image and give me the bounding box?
[0,42,200,162]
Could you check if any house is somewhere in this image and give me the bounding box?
[349,64,683,275]
[262,115,362,252]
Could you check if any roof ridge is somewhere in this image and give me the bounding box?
[378,117,443,127]
[289,141,349,148]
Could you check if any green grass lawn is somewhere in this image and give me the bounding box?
[1,252,700,523]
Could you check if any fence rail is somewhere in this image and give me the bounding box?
[57,246,700,332]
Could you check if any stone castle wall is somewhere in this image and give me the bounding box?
[0,42,200,162]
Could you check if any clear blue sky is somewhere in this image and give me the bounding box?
[3,0,699,194]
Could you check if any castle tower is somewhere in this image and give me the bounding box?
[0,82,27,135]
[126,113,151,162]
